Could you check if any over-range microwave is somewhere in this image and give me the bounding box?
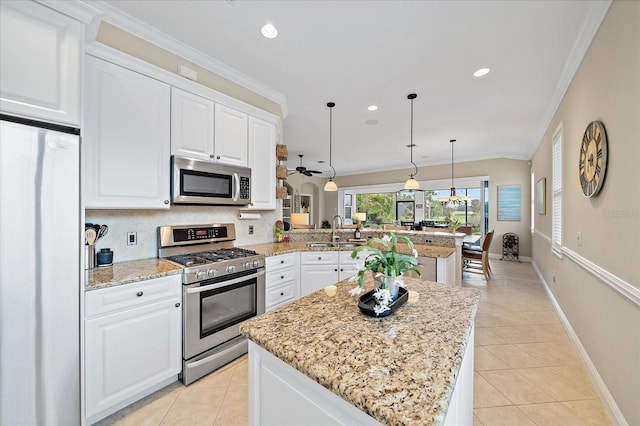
[171,156,251,206]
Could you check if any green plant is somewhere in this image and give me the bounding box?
[350,232,420,288]
[446,214,462,231]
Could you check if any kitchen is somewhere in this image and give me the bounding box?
[1,1,638,425]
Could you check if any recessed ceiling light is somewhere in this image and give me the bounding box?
[261,23,278,39]
[473,67,490,77]
[367,105,378,111]
[365,119,378,125]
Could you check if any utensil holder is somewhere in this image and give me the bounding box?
[85,245,95,270]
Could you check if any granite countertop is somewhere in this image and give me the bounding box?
[240,275,480,426]
[245,242,455,258]
[85,258,183,291]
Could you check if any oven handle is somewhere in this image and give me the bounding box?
[186,269,265,294]
[232,172,240,201]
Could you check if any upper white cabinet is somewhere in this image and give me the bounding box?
[247,117,277,210]
[84,55,171,209]
[214,103,248,167]
[0,1,81,126]
[170,87,249,167]
[170,87,215,161]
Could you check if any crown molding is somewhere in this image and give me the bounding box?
[530,0,612,157]
[81,0,288,117]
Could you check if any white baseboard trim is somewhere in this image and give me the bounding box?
[488,253,531,262]
[531,261,628,426]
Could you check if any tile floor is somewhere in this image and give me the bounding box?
[98,260,611,426]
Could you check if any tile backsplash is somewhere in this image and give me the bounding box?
[86,206,280,263]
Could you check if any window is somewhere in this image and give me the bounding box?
[551,124,563,256]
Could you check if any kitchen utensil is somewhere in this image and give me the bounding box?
[85,228,97,245]
[92,224,101,234]
[84,245,95,269]
[98,224,109,240]
[85,222,93,229]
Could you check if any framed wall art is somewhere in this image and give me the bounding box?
[536,178,546,215]
[497,185,521,221]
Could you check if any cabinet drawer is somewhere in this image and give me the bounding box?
[86,275,181,318]
[265,252,299,271]
[339,249,370,265]
[300,251,339,265]
[265,281,298,311]
[266,266,297,288]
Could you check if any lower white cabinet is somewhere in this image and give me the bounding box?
[300,251,340,297]
[85,275,182,424]
[338,249,370,281]
[265,252,299,311]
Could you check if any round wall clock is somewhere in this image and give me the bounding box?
[578,120,607,198]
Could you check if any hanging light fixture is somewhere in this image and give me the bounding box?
[404,93,420,190]
[438,139,470,206]
[324,102,338,191]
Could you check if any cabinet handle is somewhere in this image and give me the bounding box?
[175,303,181,308]
[280,292,284,296]
[280,275,284,279]
[164,200,169,205]
[334,268,338,272]
[210,154,215,159]
[136,291,143,297]
[216,155,221,160]
[318,257,322,260]
[280,260,284,264]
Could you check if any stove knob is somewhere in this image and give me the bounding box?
[253,260,260,268]
[227,265,236,274]
[207,268,216,278]
[195,270,206,280]
[244,261,252,269]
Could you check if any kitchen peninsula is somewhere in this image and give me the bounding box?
[240,275,480,425]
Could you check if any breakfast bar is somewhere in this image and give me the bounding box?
[240,275,480,425]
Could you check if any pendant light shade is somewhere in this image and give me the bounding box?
[404,93,419,190]
[437,139,470,206]
[324,102,338,192]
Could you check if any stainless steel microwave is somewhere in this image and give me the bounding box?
[171,156,251,206]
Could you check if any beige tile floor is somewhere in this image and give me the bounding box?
[98,260,611,426]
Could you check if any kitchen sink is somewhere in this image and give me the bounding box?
[306,242,359,248]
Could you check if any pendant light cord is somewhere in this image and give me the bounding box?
[327,102,336,179]
[408,93,417,178]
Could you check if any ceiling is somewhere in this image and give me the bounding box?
[99,0,606,177]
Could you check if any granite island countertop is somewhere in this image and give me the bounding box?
[240,275,480,426]
[244,241,455,258]
[85,258,183,291]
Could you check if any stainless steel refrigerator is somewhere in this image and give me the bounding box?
[0,115,81,425]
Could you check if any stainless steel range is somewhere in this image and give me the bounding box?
[158,224,265,385]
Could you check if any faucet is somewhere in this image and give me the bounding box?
[332,215,343,243]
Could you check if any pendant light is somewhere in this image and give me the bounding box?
[437,139,470,205]
[404,93,420,190]
[324,102,338,191]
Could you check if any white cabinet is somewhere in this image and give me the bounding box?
[84,55,171,209]
[85,275,182,424]
[265,252,300,311]
[0,1,81,126]
[247,117,277,210]
[170,87,215,161]
[170,88,249,167]
[300,251,340,297]
[214,103,248,167]
[338,249,370,281]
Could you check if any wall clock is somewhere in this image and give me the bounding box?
[578,120,607,198]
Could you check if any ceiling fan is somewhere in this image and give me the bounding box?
[288,154,323,176]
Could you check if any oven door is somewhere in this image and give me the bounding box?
[183,268,265,360]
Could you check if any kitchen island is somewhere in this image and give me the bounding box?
[240,275,480,425]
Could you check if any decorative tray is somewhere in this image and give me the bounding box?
[358,287,408,317]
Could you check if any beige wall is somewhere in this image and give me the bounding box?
[315,158,533,257]
[532,1,639,423]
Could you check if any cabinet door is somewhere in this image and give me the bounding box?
[0,1,81,126]
[300,265,339,297]
[85,298,181,422]
[84,56,171,209]
[247,117,276,210]
[170,87,215,161]
[214,103,248,167]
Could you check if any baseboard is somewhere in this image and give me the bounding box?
[488,253,531,262]
[531,261,628,426]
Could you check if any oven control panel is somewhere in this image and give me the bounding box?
[159,224,235,246]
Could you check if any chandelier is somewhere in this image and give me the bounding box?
[438,139,470,206]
